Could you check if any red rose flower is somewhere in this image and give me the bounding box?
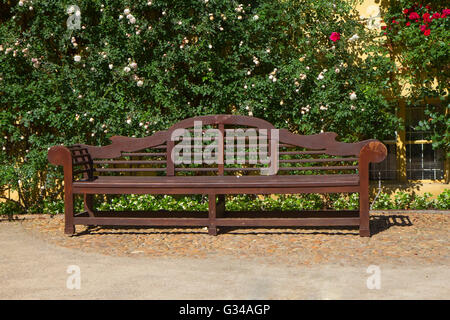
[329,32,340,42]
[423,13,431,23]
[406,22,411,26]
[381,26,387,30]
[403,9,409,14]
[432,12,441,19]
[442,9,450,17]
[409,12,420,20]
[419,24,428,32]
[424,29,431,36]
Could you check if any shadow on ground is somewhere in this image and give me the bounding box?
[71,214,413,237]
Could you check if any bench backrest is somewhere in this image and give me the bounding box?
[61,115,382,180]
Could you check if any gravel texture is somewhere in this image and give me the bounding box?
[14,212,449,267]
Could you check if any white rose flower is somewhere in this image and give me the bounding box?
[253,15,259,20]
[137,80,144,87]
[349,34,360,42]
[109,64,114,69]
[74,55,81,62]
[126,119,132,124]
[349,92,357,100]
[123,66,131,72]
[317,73,324,80]
[124,9,130,15]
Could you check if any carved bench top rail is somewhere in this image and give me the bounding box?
[48,115,387,180]
[72,116,377,159]
[167,114,276,132]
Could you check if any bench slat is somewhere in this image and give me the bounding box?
[279,158,358,163]
[95,168,166,172]
[94,160,166,165]
[121,152,166,156]
[278,166,358,171]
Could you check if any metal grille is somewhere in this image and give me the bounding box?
[405,104,445,180]
[370,144,397,180]
[406,144,444,180]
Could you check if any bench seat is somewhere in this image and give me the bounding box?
[73,174,359,193]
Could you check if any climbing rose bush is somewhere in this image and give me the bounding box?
[0,0,399,212]
[380,1,449,156]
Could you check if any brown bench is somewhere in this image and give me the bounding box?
[48,115,386,237]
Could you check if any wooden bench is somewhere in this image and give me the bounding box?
[48,115,386,237]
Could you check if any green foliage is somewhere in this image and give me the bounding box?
[434,189,450,209]
[410,192,433,210]
[97,194,208,211]
[0,0,400,212]
[3,189,448,215]
[333,193,359,210]
[380,1,450,155]
[0,200,24,217]
[371,192,394,210]
[393,191,413,209]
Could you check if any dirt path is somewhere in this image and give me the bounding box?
[0,217,449,299]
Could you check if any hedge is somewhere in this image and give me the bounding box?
[1,0,401,212]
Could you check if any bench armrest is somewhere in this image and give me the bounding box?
[48,145,74,194]
[48,145,95,183]
[358,141,387,192]
[48,145,73,167]
[358,140,387,165]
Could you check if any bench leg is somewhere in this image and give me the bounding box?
[64,192,75,236]
[359,190,370,237]
[84,194,96,217]
[208,194,225,236]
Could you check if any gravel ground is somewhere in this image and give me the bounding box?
[14,212,450,267]
[1,212,449,299]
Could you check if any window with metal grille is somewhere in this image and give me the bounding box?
[406,144,444,180]
[405,105,445,180]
